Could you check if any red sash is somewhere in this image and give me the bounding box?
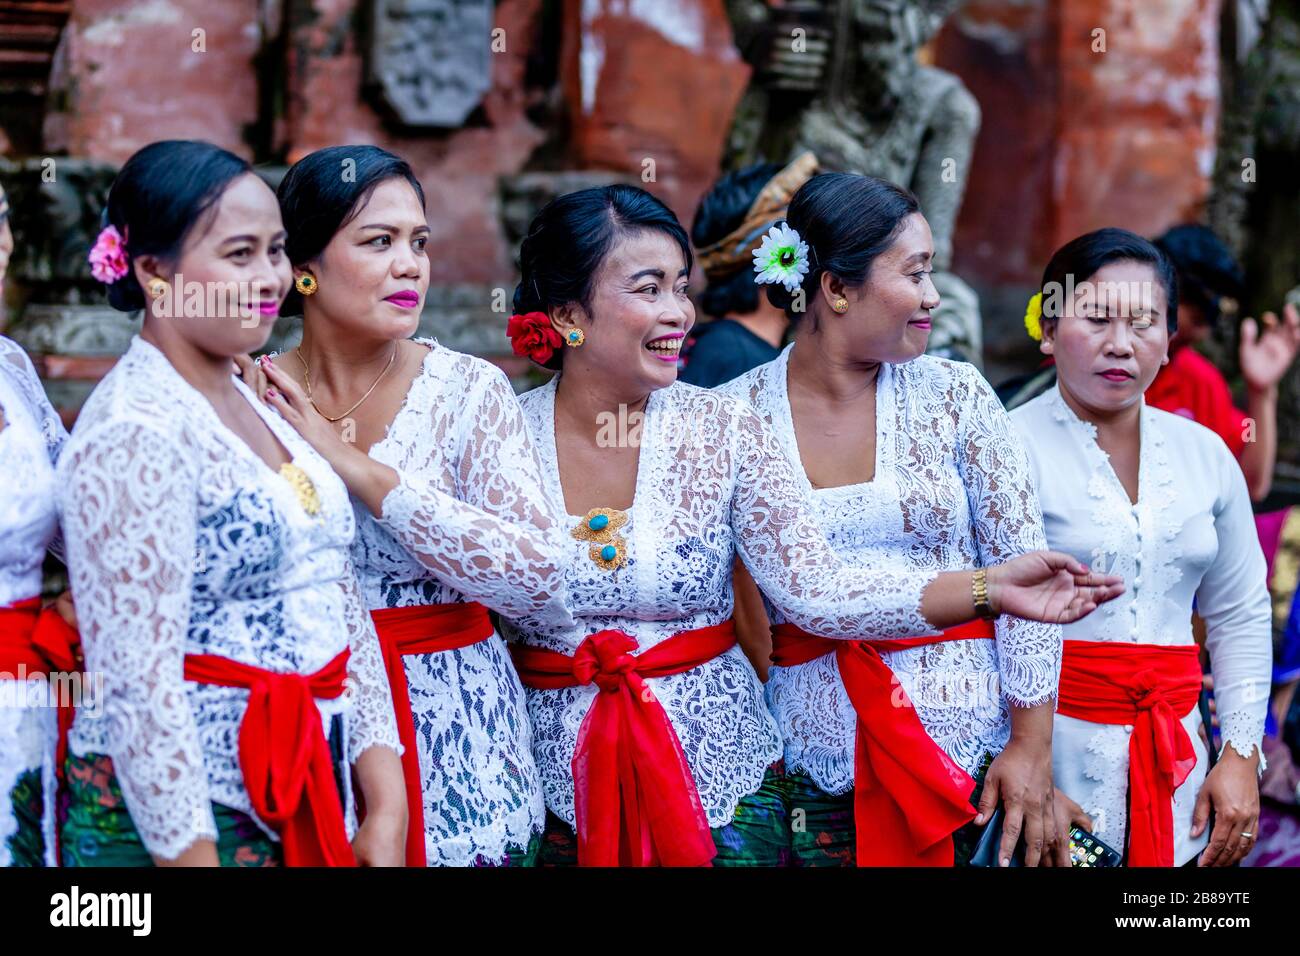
[0,596,82,778]
[371,601,495,867]
[183,648,355,866]
[511,622,737,867]
[771,619,996,866]
[1057,639,1202,867]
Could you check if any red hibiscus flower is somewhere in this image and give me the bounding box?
[507,311,564,365]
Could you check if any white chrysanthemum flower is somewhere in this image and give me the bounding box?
[752,223,810,293]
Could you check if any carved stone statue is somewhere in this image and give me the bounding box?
[365,0,493,128]
[725,0,984,365]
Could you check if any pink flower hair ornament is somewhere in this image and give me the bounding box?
[88,225,130,284]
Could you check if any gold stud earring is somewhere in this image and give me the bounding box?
[565,328,585,348]
[146,277,169,298]
[833,298,849,313]
[295,273,317,296]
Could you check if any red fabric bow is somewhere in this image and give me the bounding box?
[1057,639,1203,867]
[771,619,994,866]
[507,311,564,365]
[184,649,356,867]
[512,623,737,866]
[371,601,495,867]
[0,596,83,779]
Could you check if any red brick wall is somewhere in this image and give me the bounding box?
[937,0,1222,287]
[43,0,262,162]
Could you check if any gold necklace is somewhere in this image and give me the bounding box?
[296,343,398,423]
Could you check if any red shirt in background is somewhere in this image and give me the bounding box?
[1145,346,1248,458]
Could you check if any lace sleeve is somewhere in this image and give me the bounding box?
[729,399,938,638]
[954,365,1061,707]
[59,421,217,860]
[0,339,68,464]
[376,364,572,627]
[1,339,69,559]
[1197,445,1272,767]
[339,565,402,761]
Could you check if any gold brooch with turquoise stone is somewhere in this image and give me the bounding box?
[571,507,628,571]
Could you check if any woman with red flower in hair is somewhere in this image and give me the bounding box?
[496,183,1125,867]
[507,312,564,366]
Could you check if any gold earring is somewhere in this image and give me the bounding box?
[565,328,585,348]
[146,277,169,298]
[833,298,849,313]
[295,273,317,296]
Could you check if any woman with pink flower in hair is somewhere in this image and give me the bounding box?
[58,140,408,867]
[0,178,78,867]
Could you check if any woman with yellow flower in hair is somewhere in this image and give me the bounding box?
[1010,228,1271,866]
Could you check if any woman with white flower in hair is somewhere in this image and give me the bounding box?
[722,172,1069,867]
[498,182,1124,866]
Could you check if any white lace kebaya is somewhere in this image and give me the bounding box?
[721,347,1062,792]
[0,336,68,867]
[1011,386,1271,865]
[350,338,572,866]
[57,336,401,862]
[503,375,955,830]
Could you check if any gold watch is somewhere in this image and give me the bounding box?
[972,568,997,620]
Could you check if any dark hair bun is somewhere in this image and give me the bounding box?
[513,184,692,370]
[692,161,783,318]
[277,145,426,315]
[771,173,920,326]
[101,140,252,313]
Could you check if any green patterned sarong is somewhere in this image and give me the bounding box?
[61,753,280,867]
[5,767,48,867]
[540,763,791,866]
[780,749,998,867]
[471,832,541,867]
[782,769,856,866]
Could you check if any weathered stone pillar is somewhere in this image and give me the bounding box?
[559,0,752,223]
[934,0,1223,375]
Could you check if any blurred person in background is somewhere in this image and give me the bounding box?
[680,153,819,387]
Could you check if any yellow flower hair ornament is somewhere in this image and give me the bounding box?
[1024,292,1043,342]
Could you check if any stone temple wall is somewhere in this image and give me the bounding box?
[1,0,1232,424]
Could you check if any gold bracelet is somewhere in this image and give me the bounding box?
[972,568,996,620]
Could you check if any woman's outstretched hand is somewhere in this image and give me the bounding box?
[988,552,1124,624]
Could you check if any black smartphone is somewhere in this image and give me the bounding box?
[1068,826,1123,867]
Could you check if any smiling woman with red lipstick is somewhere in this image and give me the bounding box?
[1011,228,1272,867]
[722,172,1070,868]
[499,182,1124,867]
[248,145,574,868]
